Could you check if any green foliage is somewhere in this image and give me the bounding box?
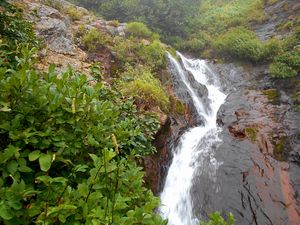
[137,40,166,69]
[262,38,283,59]
[176,35,209,53]
[126,22,152,39]
[268,23,300,78]
[262,89,279,101]
[213,27,264,61]
[0,1,38,66]
[111,35,166,71]
[109,20,120,27]
[41,0,63,10]
[72,0,200,44]
[269,62,297,78]
[0,43,165,224]
[196,0,265,34]
[174,100,185,115]
[269,50,300,78]
[119,65,170,113]
[82,28,110,51]
[245,127,257,142]
[65,6,84,21]
[201,212,235,225]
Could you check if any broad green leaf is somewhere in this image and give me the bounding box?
[85,86,94,97]
[39,154,52,172]
[36,175,52,185]
[7,160,18,174]
[89,154,99,166]
[11,180,26,193]
[18,165,32,173]
[0,204,13,220]
[74,164,89,173]
[103,149,116,162]
[77,183,89,197]
[87,134,99,147]
[1,145,20,163]
[28,150,40,161]
[51,177,68,184]
[7,200,22,210]
[0,102,11,112]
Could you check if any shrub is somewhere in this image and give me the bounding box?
[197,0,265,35]
[137,40,166,69]
[177,36,209,52]
[41,0,63,11]
[119,67,170,112]
[111,36,139,64]
[201,212,235,225]
[213,27,265,61]
[111,36,166,70]
[126,22,152,39]
[0,1,38,66]
[82,28,109,51]
[276,51,300,68]
[262,38,283,59]
[269,62,297,78]
[269,50,300,78]
[65,6,84,21]
[109,20,120,27]
[0,46,166,224]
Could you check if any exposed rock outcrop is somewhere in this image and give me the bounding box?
[15,0,127,73]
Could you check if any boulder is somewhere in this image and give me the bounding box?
[36,17,75,54]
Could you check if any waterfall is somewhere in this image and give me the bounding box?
[160,52,227,225]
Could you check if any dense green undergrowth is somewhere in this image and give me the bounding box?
[79,22,170,112]
[71,0,299,80]
[0,2,167,224]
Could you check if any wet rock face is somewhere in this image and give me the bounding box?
[167,59,208,126]
[192,61,300,225]
[142,108,194,194]
[252,0,300,40]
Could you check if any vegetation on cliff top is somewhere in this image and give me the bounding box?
[0,1,169,224]
[72,0,299,80]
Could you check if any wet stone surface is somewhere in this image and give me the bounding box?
[189,61,300,225]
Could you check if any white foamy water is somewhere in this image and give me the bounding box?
[160,52,226,225]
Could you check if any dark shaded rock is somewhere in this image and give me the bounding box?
[251,0,300,41]
[142,110,193,194]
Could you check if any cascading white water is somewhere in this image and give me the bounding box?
[160,52,227,225]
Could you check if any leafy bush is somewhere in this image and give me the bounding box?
[0,44,166,224]
[82,28,110,51]
[262,38,283,59]
[201,212,235,225]
[119,66,170,112]
[269,61,297,78]
[111,36,139,64]
[108,20,120,27]
[111,36,166,70]
[137,40,166,69]
[176,35,209,52]
[0,1,38,66]
[197,0,265,35]
[269,50,300,78]
[65,6,84,21]
[126,22,152,39]
[41,0,63,11]
[213,27,264,61]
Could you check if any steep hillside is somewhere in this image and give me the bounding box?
[0,0,191,224]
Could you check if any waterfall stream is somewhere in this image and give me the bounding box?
[160,52,227,225]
